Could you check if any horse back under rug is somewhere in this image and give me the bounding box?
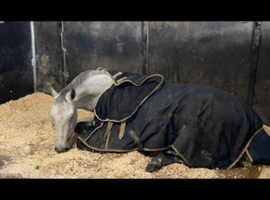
[76,70,263,169]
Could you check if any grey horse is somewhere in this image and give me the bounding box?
[51,67,113,153]
[50,67,270,172]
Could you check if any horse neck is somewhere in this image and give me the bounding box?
[72,72,114,111]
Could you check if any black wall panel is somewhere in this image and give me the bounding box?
[12,21,270,124]
[0,22,33,104]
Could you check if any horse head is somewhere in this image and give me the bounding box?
[50,68,114,153]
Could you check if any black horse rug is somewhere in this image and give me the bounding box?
[75,70,266,169]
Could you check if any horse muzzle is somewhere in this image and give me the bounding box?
[55,145,71,153]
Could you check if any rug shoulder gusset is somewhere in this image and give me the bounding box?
[94,71,165,122]
[106,70,162,86]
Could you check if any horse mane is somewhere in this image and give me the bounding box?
[55,69,108,102]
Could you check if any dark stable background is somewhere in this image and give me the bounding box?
[1,21,270,125]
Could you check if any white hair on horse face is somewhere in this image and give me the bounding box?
[51,89,78,153]
[50,68,114,153]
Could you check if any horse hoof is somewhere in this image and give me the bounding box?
[145,160,162,172]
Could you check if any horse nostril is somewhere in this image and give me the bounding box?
[55,146,60,153]
[55,146,71,153]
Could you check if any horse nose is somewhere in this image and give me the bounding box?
[55,146,60,153]
[55,146,70,153]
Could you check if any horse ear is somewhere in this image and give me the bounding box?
[66,88,76,103]
[50,86,59,98]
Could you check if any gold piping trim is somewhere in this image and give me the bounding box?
[227,127,263,169]
[171,144,192,167]
[85,122,104,142]
[94,73,164,123]
[77,128,172,153]
[77,135,173,153]
[112,72,123,79]
[77,135,138,153]
[103,69,118,85]
[115,77,127,85]
[263,124,270,136]
[112,74,163,87]
[118,121,126,140]
[143,147,171,151]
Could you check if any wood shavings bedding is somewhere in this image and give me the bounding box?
[0,92,269,178]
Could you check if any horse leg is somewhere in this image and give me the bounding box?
[145,149,184,172]
[75,121,97,151]
[74,120,98,135]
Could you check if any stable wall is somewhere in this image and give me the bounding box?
[34,21,270,124]
[0,22,33,103]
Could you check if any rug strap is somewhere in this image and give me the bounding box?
[104,121,113,149]
[118,121,126,140]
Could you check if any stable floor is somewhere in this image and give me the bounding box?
[0,93,269,178]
